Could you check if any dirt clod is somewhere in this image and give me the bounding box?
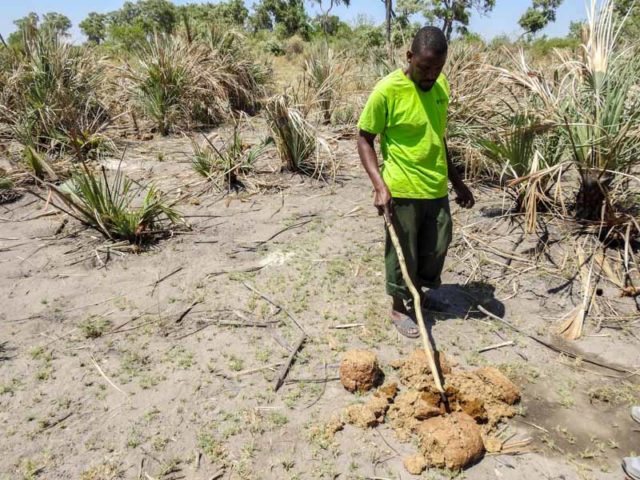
[417,412,485,470]
[403,454,427,475]
[339,349,383,393]
[475,367,521,405]
[343,383,396,428]
[392,349,452,391]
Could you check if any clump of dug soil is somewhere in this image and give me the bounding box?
[339,349,522,474]
[339,349,383,393]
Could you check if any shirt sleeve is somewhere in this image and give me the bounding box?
[357,89,387,135]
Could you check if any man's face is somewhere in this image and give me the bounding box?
[407,48,447,92]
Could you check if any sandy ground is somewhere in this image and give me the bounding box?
[1,120,639,480]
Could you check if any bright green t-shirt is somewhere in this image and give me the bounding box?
[358,69,450,199]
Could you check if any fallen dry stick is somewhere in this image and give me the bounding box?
[477,305,631,374]
[274,333,306,391]
[478,341,515,353]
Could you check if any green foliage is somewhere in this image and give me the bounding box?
[529,36,579,56]
[79,316,111,338]
[615,0,640,39]
[568,20,586,39]
[79,13,108,45]
[123,30,269,134]
[303,42,344,124]
[251,0,311,39]
[178,0,248,28]
[41,12,72,37]
[519,0,563,36]
[396,0,496,39]
[52,163,181,244]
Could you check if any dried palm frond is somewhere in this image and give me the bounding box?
[558,244,597,340]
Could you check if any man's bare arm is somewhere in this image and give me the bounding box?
[444,138,475,208]
[357,130,392,215]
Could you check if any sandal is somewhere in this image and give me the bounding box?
[391,311,419,338]
[622,457,640,480]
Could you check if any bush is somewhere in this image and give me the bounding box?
[46,162,182,244]
[191,119,268,191]
[285,34,306,56]
[122,32,270,134]
[0,32,112,160]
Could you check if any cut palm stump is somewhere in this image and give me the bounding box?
[384,212,450,412]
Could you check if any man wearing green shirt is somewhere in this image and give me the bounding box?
[357,26,474,338]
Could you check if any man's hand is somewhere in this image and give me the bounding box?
[453,182,475,209]
[374,183,392,217]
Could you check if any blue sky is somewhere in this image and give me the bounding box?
[0,0,589,42]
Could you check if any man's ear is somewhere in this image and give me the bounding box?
[406,50,413,63]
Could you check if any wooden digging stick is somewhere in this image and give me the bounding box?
[384,211,449,410]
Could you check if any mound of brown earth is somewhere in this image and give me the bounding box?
[417,412,485,471]
[343,382,398,428]
[340,350,522,474]
[391,350,452,391]
[339,349,383,393]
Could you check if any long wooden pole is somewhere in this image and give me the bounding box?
[384,212,448,400]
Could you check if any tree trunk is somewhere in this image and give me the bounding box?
[385,0,393,63]
[442,18,453,41]
[575,169,612,221]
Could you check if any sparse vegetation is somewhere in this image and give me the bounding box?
[1,0,639,478]
[44,162,181,244]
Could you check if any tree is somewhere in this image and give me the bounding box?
[314,0,350,37]
[109,0,177,35]
[249,0,310,38]
[397,0,496,40]
[567,20,585,40]
[7,12,39,46]
[518,0,563,36]
[615,0,640,38]
[41,12,72,37]
[80,13,108,44]
[178,1,249,27]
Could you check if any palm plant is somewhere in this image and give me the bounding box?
[44,161,181,244]
[477,113,564,230]
[494,0,640,223]
[123,34,230,135]
[265,95,317,174]
[303,42,345,124]
[0,31,111,160]
[191,119,268,191]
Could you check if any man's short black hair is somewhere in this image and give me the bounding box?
[411,26,448,56]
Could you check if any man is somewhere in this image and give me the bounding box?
[357,26,474,338]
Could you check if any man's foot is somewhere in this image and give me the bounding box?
[622,457,640,480]
[391,310,419,338]
[390,296,419,338]
[632,406,640,424]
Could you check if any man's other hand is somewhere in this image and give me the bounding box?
[453,182,475,209]
[374,184,392,217]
